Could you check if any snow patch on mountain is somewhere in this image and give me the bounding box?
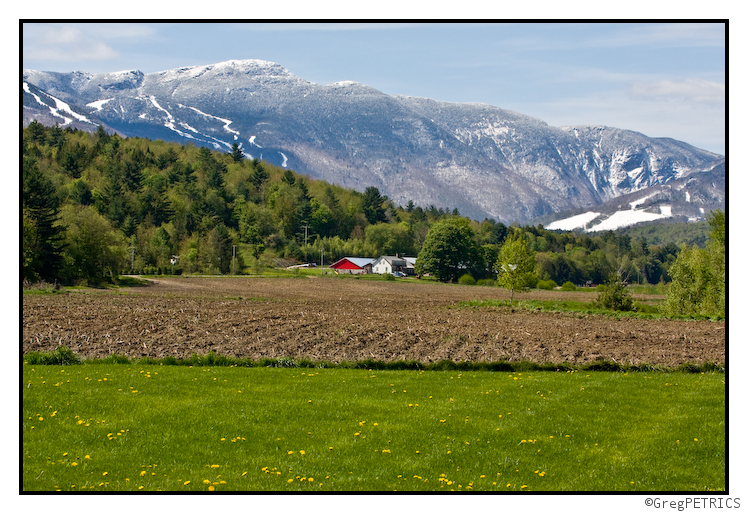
[587,209,670,232]
[630,194,655,209]
[546,211,601,231]
[23,83,45,106]
[87,98,113,111]
[24,82,94,126]
[181,104,239,136]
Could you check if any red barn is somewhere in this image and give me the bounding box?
[329,257,374,275]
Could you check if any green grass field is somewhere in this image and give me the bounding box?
[22,364,724,492]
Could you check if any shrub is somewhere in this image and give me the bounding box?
[594,272,633,311]
[633,302,660,314]
[476,278,495,287]
[24,346,81,366]
[560,281,576,291]
[458,274,476,285]
[536,279,557,290]
[274,356,299,368]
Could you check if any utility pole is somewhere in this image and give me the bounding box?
[232,245,236,275]
[320,247,324,275]
[302,225,309,247]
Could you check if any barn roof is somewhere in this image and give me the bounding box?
[330,257,374,269]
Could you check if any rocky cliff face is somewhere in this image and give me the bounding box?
[23,59,724,223]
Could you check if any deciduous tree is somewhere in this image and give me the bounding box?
[496,231,536,304]
[415,218,482,282]
[664,210,725,318]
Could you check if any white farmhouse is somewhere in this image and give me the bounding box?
[372,255,417,275]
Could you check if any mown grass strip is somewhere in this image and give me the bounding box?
[22,348,725,374]
[22,364,725,492]
[456,298,721,321]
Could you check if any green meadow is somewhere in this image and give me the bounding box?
[22,364,725,492]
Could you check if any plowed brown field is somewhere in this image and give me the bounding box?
[22,277,725,366]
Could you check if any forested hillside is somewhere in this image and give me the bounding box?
[22,123,709,287]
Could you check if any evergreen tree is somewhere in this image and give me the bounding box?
[250,161,269,189]
[362,186,386,225]
[230,142,244,162]
[23,156,66,282]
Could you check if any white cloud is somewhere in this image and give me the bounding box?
[23,25,119,62]
[518,86,725,154]
[627,78,725,106]
[594,23,725,49]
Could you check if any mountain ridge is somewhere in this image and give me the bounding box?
[23,58,724,223]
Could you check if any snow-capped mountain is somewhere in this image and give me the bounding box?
[23,59,725,223]
[541,161,725,232]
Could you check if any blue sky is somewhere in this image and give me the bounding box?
[22,22,725,154]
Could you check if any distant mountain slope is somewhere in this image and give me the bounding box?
[538,161,725,232]
[23,59,724,223]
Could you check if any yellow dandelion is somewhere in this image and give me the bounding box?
[203,480,210,485]
[183,480,190,485]
[299,450,305,455]
[71,462,78,467]
[140,471,146,476]
[102,472,108,476]
[208,486,215,491]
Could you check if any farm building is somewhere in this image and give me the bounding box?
[372,255,417,276]
[329,257,374,275]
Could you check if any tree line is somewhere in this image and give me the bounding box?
[22,123,722,318]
